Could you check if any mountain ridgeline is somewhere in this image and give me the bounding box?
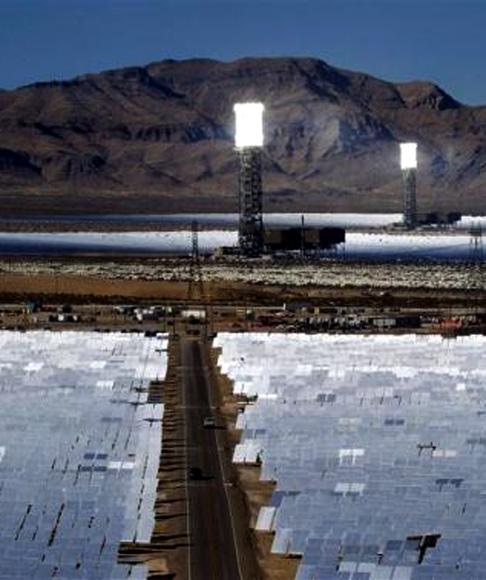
[0,57,484,214]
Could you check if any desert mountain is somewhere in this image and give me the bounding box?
[0,57,485,214]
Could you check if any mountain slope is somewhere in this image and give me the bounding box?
[0,57,484,214]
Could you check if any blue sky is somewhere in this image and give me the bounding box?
[1,0,485,105]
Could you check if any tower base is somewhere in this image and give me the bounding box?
[402,168,417,229]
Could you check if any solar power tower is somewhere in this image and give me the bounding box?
[400,142,418,229]
[234,103,265,256]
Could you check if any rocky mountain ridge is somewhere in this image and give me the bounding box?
[0,57,484,214]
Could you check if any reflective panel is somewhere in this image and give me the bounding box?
[0,331,167,579]
[216,333,486,579]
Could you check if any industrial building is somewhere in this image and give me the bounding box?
[263,226,345,253]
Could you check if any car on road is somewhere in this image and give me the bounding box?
[188,467,203,480]
[203,416,216,428]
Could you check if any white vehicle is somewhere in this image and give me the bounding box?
[203,416,216,428]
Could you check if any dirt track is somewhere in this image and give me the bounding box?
[0,272,485,310]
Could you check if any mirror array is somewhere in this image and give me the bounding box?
[215,333,486,579]
[0,231,482,261]
[0,331,167,579]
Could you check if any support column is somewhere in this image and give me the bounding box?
[402,168,417,229]
[238,147,263,256]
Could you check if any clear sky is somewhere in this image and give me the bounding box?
[1,0,485,105]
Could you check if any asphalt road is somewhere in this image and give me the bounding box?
[181,338,241,580]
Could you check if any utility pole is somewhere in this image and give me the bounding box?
[301,214,306,259]
[187,221,205,302]
[469,222,484,263]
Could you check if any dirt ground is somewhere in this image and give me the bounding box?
[119,338,189,579]
[0,272,484,310]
